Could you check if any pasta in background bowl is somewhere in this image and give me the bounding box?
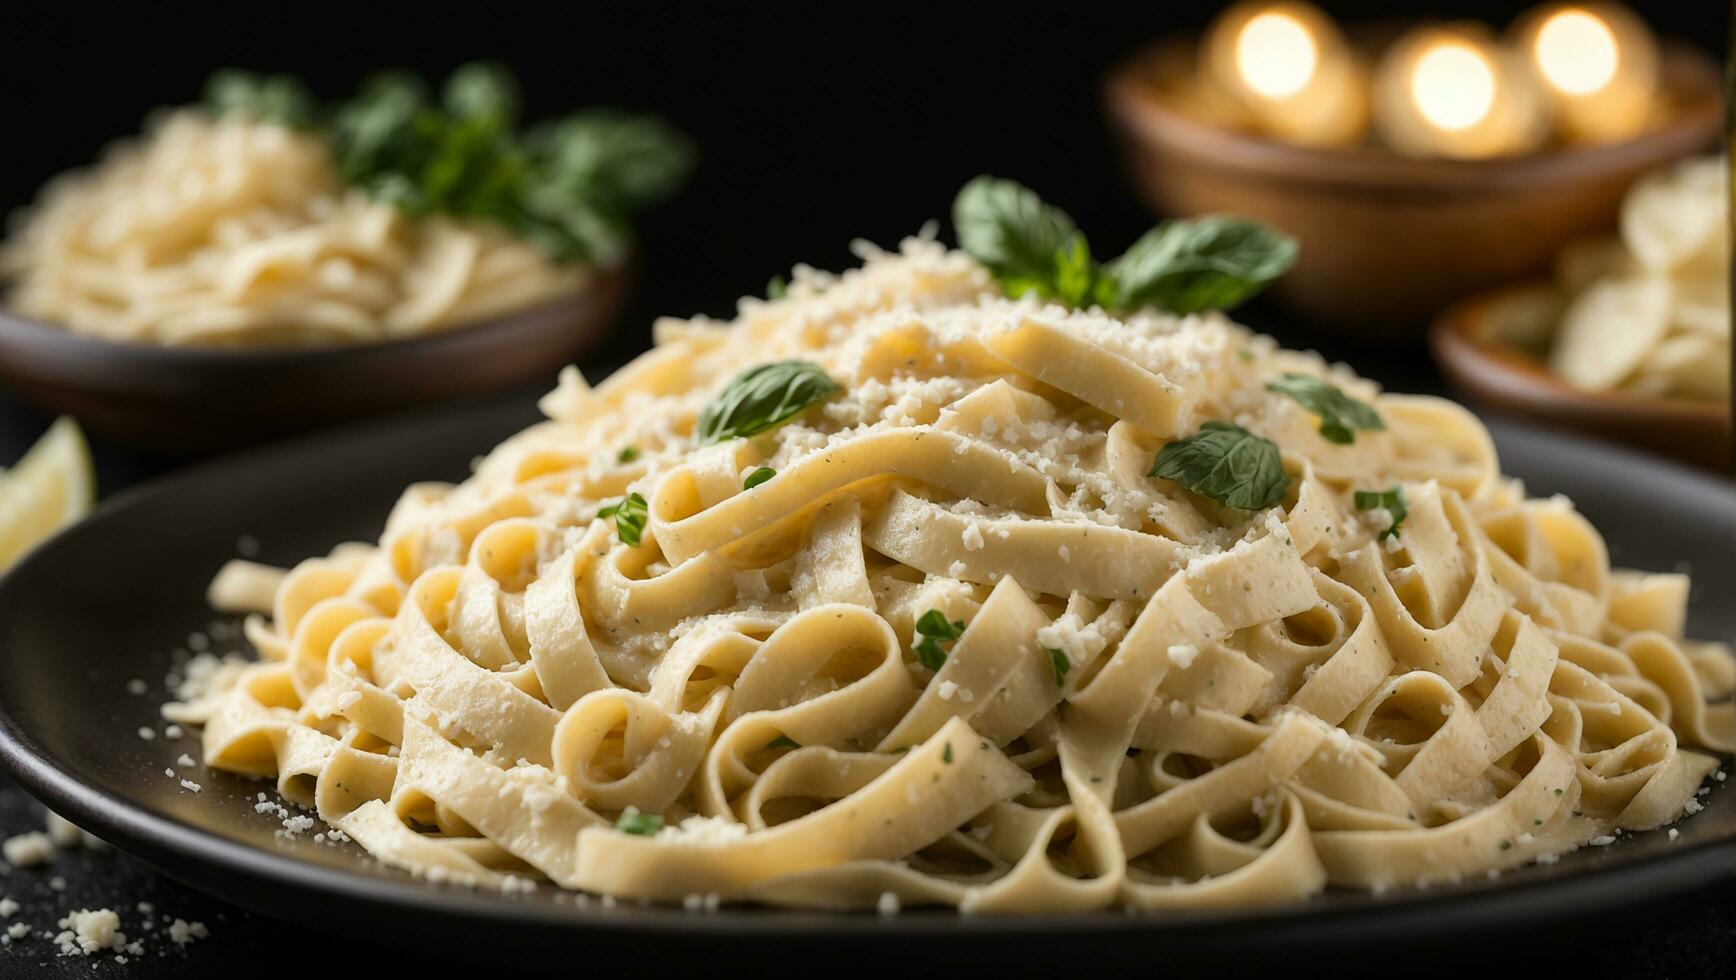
[0,65,691,452]
[1,65,691,348]
[171,181,1732,912]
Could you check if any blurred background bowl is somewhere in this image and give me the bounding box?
[0,265,627,456]
[1431,281,1731,470]
[1104,34,1722,339]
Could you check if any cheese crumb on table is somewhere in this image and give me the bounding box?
[53,908,125,957]
[1,832,54,868]
[167,918,209,946]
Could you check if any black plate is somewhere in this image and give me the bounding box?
[0,398,1732,970]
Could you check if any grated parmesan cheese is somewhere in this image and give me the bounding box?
[1,832,54,868]
[53,908,124,956]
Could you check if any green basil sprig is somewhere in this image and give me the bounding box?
[953,177,1295,314]
[1354,487,1408,540]
[697,361,838,445]
[1266,373,1385,445]
[203,64,693,265]
[1107,217,1299,313]
[912,609,966,672]
[1149,421,1290,512]
[743,466,776,490]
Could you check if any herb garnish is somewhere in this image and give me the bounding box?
[615,810,663,836]
[766,734,800,750]
[696,361,838,445]
[1047,648,1071,688]
[953,176,1295,314]
[617,446,641,464]
[205,70,318,128]
[766,275,788,300]
[912,609,967,672]
[597,492,648,546]
[1149,422,1290,511]
[743,467,776,490]
[942,742,954,764]
[1354,487,1407,540]
[1105,216,1299,314]
[1266,374,1384,445]
[204,64,693,264]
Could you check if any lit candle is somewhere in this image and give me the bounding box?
[1202,2,1368,147]
[1373,24,1548,159]
[1512,3,1658,144]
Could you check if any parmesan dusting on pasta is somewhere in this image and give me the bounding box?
[172,233,1732,910]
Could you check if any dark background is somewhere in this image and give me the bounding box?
[0,1,1729,976]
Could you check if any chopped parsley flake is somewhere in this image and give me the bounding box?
[1047,647,1070,687]
[597,492,648,546]
[1353,487,1407,540]
[616,810,663,836]
[913,609,966,672]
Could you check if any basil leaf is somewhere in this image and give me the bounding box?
[523,109,696,220]
[765,275,788,300]
[1354,487,1407,540]
[743,467,776,490]
[953,176,1080,297]
[1266,373,1384,445]
[1105,216,1296,313]
[615,810,662,836]
[204,70,319,128]
[313,64,691,265]
[1051,234,1101,308]
[1149,421,1290,511]
[912,608,966,672]
[1047,647,1071,688]
[616,446,640,463]
[442,61,519,129]
[597,492,648,546]
[697,361,838,445]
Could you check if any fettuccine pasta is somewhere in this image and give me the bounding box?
[175,233,1732,911]
[1,111,585,347]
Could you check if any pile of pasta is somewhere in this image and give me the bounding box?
[1547,155,1729,402]
[1,111,584,347]
[175,235,1732,911]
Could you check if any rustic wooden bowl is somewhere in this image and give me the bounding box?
[1104,35,1723,338]
[1431,281,1731,471]
[0,266,628,456]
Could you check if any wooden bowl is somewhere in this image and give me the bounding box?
[1104,36,1723,338]
[1432,281,1731,471]
[0,266,627,456]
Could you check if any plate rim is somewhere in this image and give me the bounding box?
[1,399,1733,944]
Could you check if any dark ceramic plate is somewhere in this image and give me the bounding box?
[0,266,626,457]
[0,397,1731,970]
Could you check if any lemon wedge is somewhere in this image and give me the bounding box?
[0,417,95,572]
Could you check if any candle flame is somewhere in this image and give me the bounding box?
[1411,42,1496,131]
[1236,12,1318,99]
[1534,9,1619,96]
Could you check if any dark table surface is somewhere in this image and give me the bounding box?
[0,307,1731,978]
